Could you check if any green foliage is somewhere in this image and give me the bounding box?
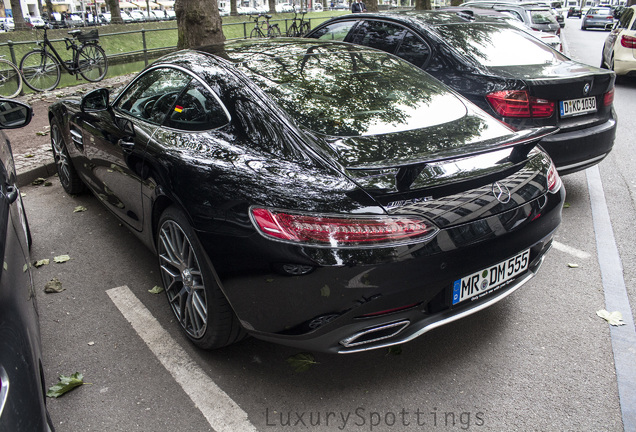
[47,372,84,398]
[286,352,319,372]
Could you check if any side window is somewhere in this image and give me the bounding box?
[164,79,229,131]
[308,20,356,41]
[395,31,431,68]
[115,68,191,124]
[349,21,407,54]
[619,9,633,28]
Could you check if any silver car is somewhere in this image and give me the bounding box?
[581,7,614,30]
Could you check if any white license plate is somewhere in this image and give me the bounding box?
[559,96,597,118]
[452,249,530,306]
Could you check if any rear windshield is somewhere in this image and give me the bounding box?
[238,46,467,137]
[530,10,558,24]
[436,24,567,67]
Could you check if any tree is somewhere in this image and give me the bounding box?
[366,0,379,12]
[175,0,225,49]
[269,0,275,13]
[230,0,237,16]
[415,0,432,10]
[9,0,28,31]
[106,0,125,24]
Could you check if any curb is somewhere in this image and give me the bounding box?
[17,161,57,188]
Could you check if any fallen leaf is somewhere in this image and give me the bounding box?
[34,259,50,268]
[31,178,46,186]
[563,203,571,208]
[36,131,49,136]
[44,181,52,187]
[88,341,95,346]
[47,372,84,398]
[23,263,28,273]
[73,206,87,213]
[44,277,65,293]
[54,255,71,263]
[24,153,35,158]
[20,192,26,197]
[286,353,318,372]
[148,285,164,294]
[596,309,625,326]
[320,285,330,297]
[567,263,579,268]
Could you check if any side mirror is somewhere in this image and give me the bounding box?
[80,88,109,112]
[0,99,33,130]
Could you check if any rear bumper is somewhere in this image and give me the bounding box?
[539,113,616,175]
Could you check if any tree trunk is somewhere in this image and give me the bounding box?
[10,0,28,30]
[106,0,124,24]
[268,0,275,13]
[45,0,54,15]
[366,0,378,12]
[415,0,431,10]
[176,0,225,49]
[230,0,238,16]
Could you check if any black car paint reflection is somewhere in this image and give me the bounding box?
[49,39,564,353]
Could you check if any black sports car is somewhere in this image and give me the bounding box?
[0,99,55,431]
[306,11,617,175]
[49,39,564,354]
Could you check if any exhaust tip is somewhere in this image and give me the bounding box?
[340,320,410,348]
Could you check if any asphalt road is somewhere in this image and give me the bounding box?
[19,18,635,432]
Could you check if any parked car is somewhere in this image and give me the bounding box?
[442,7,563,51]
[0,99,55,431]
[98,12,111,24]
[165,10,176,20]
[460,1,561,34]
[65,14,84,27]
[601,5,636,78]
[306,11,617,174]
[581,6,614,30]
[120,11,136,23]
[0,18,14,31]
[567,6,581,17]
[48,39,564,354]
[128,10,146,22]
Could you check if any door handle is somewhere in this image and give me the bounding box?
[118,139,135,152]
[5,185,18,204]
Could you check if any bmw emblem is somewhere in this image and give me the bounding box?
[583,83,591,96]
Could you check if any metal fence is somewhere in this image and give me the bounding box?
[0,16,319,69]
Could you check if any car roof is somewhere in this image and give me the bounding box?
[324,10,515,27]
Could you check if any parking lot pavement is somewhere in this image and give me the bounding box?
[21,173,626,432]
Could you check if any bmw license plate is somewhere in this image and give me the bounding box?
[452,249,530,306]
[559,96,596,118]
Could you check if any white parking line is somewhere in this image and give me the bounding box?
[552,241,592,260]
[106,286,258,432]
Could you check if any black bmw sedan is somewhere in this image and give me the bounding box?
[0,99,55,431]
[49,39,564,354]
[306,11,617,175]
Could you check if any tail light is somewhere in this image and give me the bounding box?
[547,161,561,193]
[603,87,614,107]
[621,35,636,49]
[250,208,438,247]
[486,90,555,118]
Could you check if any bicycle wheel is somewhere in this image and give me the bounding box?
[0,59,22,98]
[77,44,108,82]
[20,50,61,92]
[269,24,281,38]
[250,28,261,38]
[286,23,298,37]
[299,22,311,36]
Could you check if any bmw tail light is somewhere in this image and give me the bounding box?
[547,161,561,194]
[486,90,555,118]
[250,208,438,247]
[603,87,614,107]
[621,35,636,49]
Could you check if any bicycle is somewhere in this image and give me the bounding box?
[19,26,108,92]
[0,56,23,98]
[286,10,310,37]
[250,14,282,38]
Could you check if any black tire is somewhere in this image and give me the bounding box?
[299,22,310,36]
[269,24,281,38]
[286,23,298,37]
[0,59,22,98]
[157,206,245,349]
[250,28,260,38]
[50,119,85,194]
[77,43,108,82]
[19,50,61,92]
